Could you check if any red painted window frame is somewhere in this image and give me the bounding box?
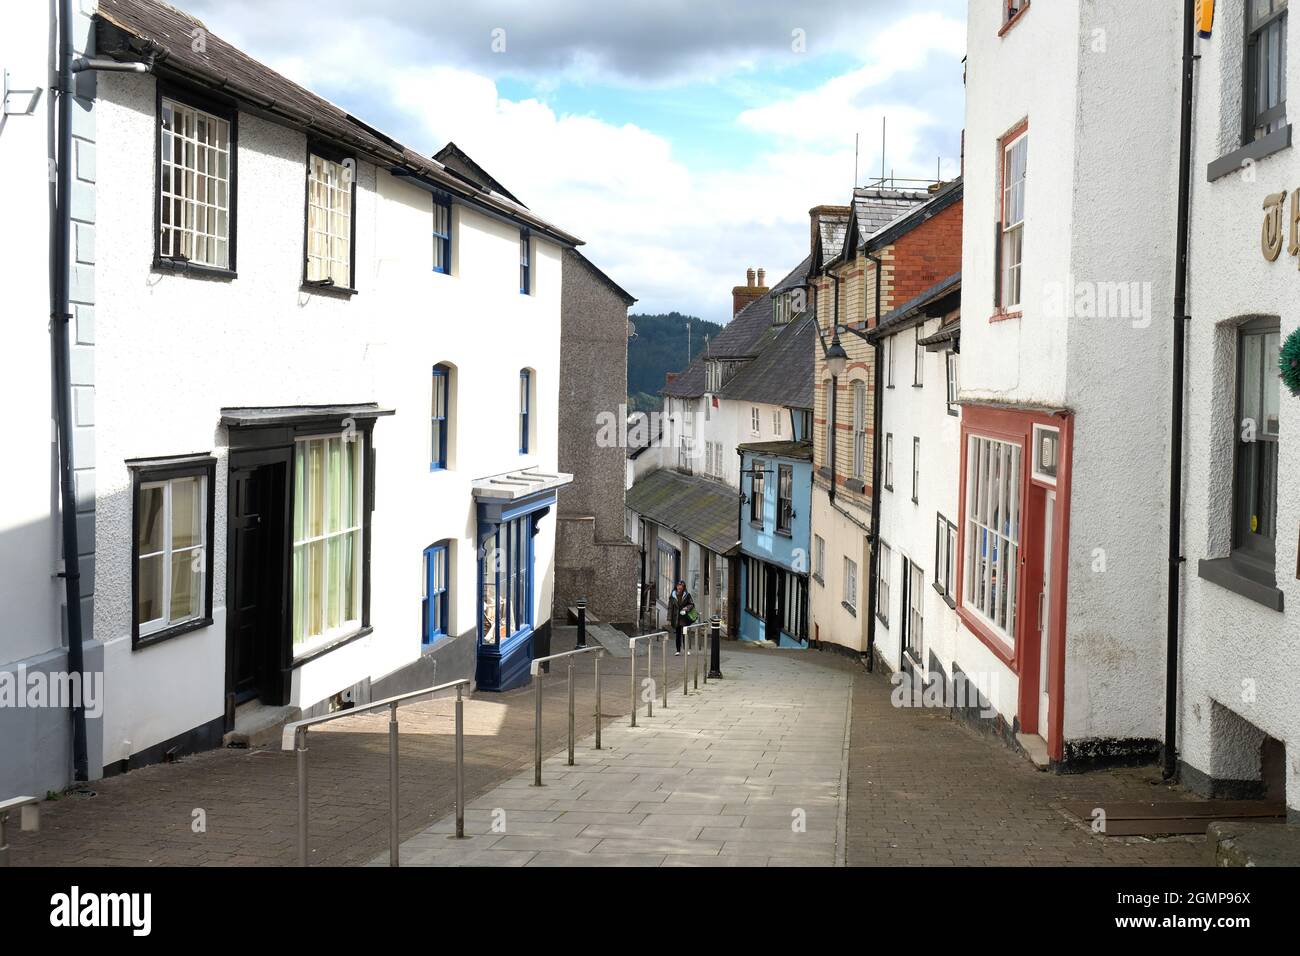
[992,119,1029,322]
[956,403,1073,760]
[999,1,1030,36]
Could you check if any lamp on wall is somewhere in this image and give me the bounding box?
[825,333,849,378]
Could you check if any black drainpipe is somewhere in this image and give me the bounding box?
[863,250,884,672]
[52,0,89,783]
[53,2,154,782]
[1164,0,1195,781]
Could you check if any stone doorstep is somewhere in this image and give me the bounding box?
[223,701,301,749]
[1209,820,1300,866]
[1014,732,1051,770]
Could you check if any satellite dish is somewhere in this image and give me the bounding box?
[627,320,637,339]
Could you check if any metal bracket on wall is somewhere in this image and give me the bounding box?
[2,70,43,116]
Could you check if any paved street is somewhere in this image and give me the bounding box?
[10,636,1206,867]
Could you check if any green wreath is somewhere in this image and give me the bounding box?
[1282,327,1300,398]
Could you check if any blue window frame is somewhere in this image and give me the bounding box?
[519,231,530,294]
[432,199,451,274]
[431,365,449,469]
[423,541,449,644]
[519,369,530,454]
[479,515,532,646]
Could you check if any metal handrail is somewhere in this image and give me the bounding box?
[0,796,40,868]
[627,630,668,726]
[684,621,711,692]
[530,645,604,786]
[281,677,470,867]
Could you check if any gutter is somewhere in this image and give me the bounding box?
[1164,0,1196,781]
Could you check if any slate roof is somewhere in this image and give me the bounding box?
[864,178,964,253]
[625,470,740,556]
[95,0,580,247]
[737,439,814,461]
[852,186,933,240]
[660,257,807,399]
[818,215,851,262]
[718,313,816,410]
[433,141,526,207]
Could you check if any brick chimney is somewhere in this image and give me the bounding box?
[732,265,769,316]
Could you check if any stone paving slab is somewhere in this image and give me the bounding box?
[389,648,853,867]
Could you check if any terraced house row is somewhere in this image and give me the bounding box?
[1,0,634,797]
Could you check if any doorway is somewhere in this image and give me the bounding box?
[764,564,784,643]
[226,450,290,719]
[1036,490,1055,737]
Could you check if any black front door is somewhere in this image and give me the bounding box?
[227,456,287,713]
[764,565,783,643]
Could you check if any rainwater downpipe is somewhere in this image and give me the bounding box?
[1164,0,1196,781]
[864,250,884,672]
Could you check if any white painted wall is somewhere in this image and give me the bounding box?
[961,0,1181,749]
[90,70,564,762]
[1180,2,1300,812]
[0,3,62,668]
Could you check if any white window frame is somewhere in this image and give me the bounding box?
[292,433,366,657]
[843,556,858,612]
[773,410,783,436]
[876,541,892,626]
[306,152,354,287]
[884,433,894,491]
[159,97,232,269]
[946,351,960,415]
[1000,130,1028,311]
[751,406,761,435]
[136,474,209,638]
[913,333,924,386]
[852,381,867,480]
[813,534,826,583]
[885,336,895,387]
[912,436,920,503]
[1031,423,1060,486]
[963,434,1022,644]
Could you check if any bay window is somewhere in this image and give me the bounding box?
[480,515,533,645]
[292,434,364,655]
[158,96,233,271]
[963,434,1022,644]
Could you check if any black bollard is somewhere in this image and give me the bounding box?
[708,614,723,680]
[576,598,588,648]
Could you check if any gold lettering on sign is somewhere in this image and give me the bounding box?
[1290,189,1300,268]
[1262,191,1286,261]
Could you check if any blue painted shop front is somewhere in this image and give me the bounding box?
[474,488,554,691]
[738,441,812,648]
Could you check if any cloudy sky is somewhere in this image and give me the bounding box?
[184,0,967,323]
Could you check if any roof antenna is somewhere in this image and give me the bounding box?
[854,132,859,189]
[881,115,887,185]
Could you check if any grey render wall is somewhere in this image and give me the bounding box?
[555,250,638,623]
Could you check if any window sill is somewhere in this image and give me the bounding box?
[153,258,236,281]
[133,615,213,651]
[812,573,824,587]
[775,528,793,539]
[291,625,373,668]
[1196,556,1284,611]
[912,383,924,389]
[841,601,857,618]
[301,281,359,298]
[749,520,765,531]
[845,478,867,494]
[990,309,1022,323]
[931,581,957,610]
[1207,125,1292,182]
[875,612,888,628]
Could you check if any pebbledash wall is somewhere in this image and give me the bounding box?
[80,68,565,773]
[960,0,1182,764]
[1180,2,1300,816]
[0,0,106,798]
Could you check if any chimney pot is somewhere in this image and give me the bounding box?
[746,267,756,288]
[757,268,766,287]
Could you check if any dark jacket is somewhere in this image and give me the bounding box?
[667,588,696,628]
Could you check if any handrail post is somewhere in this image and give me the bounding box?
[455,684,465,838]
[647,637,654,718]
[702,625,708,685]
[694,626,700,689]
[389,701,399,867]
[661,633,669,710]
[594,651,602,750]
[630,637,638,727]
[0,812,8,869]
[567,658,576,766]
[296,727,309,867]
[682,629,689,696]
[534,667,543,786]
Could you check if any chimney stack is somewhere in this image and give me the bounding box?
[732,265,770,317]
